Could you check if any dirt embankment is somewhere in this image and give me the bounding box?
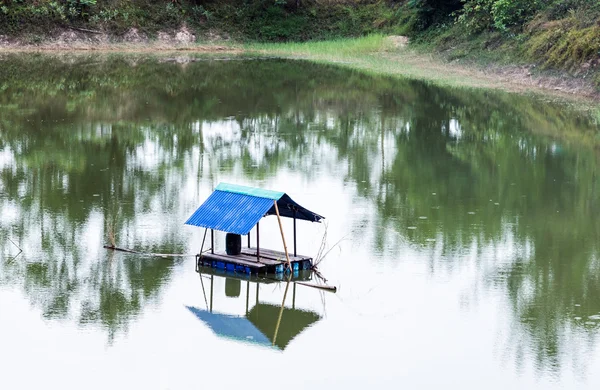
[384,36,600,100]
[0,26,237,52]
[477,63,598,99]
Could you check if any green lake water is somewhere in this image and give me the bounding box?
[1,54,600,389]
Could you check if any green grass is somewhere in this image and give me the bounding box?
[246,34,511,88]
[246,34,392,57]
[243,34,600,113]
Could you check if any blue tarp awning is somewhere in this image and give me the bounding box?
[184,183,324,235]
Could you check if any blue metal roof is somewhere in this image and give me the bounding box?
[185,183,324,234]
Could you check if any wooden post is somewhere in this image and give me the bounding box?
[256,222,260,261]
[274,201,292,271]
[293,210,297,257]
[256,282,259,305]
[209,275,214,312]
[245,280,250,315]
[210,229,214,254]
[292,282,296,309]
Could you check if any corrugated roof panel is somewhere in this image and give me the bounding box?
[216,183,284,200]
[184,190,276,235]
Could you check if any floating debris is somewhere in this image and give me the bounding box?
[419,216,428,220]
[407,226,417,230]
[467,211,476,215]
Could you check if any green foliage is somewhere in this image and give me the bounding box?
[405,0,462,30]
[526,23,600,77]
[457,0,543,32]
[491,0,541,30]
[0,0,403,41]
[456,0,493,32]
[192,0,401,41]
[401,0,600,86]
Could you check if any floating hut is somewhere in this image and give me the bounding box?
[185,183,324,275]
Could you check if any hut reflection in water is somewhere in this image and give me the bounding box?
[186,270,321,350]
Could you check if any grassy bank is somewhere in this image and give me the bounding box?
[398,1,600,86]
[1,1,599,93]
[247,35,600,101]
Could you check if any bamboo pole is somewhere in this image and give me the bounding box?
[272,277,292,347]
[8,237,22,253]
[273,201,292,271]
[296,281,337,293]
[198,272,209,310]
[103,245,203,257]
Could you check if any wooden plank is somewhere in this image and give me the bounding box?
[236,253,282,266]
[202,252,295,268]
[200,250,312,276]
[201,253,266,268]
[241,247,311,262]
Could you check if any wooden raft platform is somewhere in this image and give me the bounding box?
[198,247,313,275]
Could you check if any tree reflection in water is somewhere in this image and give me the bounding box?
[0,54,599,369]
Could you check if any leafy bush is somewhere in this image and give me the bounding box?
[406,0,463,30]
[491,0,542,30]
[457,0,493,32]
[458,0,543,32]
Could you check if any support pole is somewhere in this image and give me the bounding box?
[247,231,250,248]
[274,201,292,271]
[246,280,250,315]
[256,282,259,305]
[210,229,214,254]
[209,275,214,312]
[256,222,260,261]
[293,210,297,257]
[197,228,208,273]
[293,282,296,309]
